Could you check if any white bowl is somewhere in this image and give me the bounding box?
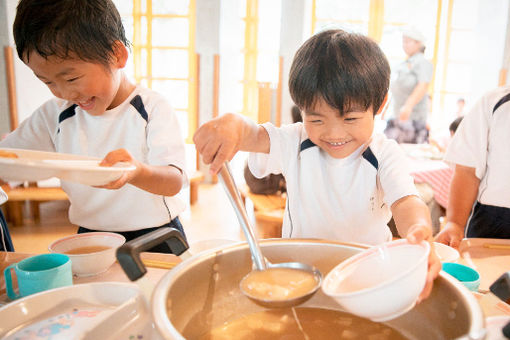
[322,239,430,322]
[434,242,460,262]
[49,232,126,277]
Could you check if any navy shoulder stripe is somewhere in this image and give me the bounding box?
[58,104,77,123]
[493,93,510,114]
[300,139,316,152]
[130,95,148,122]
[362,147,378,170]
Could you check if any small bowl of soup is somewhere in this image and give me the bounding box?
[49,232,126,277]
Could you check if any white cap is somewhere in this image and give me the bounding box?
[402,26,426,45]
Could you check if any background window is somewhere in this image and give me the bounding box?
[113,0,197,142]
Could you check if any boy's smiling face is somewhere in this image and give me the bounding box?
[303,97,375,159]
[25,44,130,116]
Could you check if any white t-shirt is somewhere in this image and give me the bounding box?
[444,86,510,208]
[0,85,188,231]
[248,123,419,245]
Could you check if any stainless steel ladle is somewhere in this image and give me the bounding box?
[218,162,322,308]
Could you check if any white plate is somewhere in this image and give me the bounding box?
[0,282,162,340]
[434,242,460,262]
[0,148,135,186]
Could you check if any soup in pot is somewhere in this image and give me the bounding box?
[197,307,408,340]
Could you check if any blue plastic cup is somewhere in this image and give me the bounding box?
[442,262,480,291]
[3,253,73,300]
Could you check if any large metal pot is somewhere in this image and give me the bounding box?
[144,238,485,340]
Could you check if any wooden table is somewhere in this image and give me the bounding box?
[1,251,181,306]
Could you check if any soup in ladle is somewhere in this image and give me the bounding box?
[240,267,319,301]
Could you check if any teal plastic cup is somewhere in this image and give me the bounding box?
[441,262,480,291]
[4,253,73,300]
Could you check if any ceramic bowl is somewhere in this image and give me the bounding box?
[49,232,126,277]
[441,262,480,291]
[322,239,430,322]
[434,242,460,262]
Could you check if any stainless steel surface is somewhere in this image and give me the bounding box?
[218,163,322,308]
[151,239,486,340]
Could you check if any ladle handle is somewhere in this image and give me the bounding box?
[218,163,267,270]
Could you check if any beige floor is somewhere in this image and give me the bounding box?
[8,183,250,254]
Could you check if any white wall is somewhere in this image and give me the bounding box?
[279,0,309,125]
[470,0,509,100]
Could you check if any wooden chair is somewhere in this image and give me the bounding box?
[189,171,205,205]
[1,184,68,226]
[239,185,285,238]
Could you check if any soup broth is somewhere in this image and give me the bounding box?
[64,245,111,254]
[240,267,318,301]
[197,307,409,340]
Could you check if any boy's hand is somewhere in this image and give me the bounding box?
[193,113,269,175]
[406,224,441,303]
[95,149,141,189]
[193,113,246,174]
[434,221,464,249]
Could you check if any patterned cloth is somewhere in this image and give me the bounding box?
[409,159,453,208]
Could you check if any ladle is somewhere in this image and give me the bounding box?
[218,162,322,308]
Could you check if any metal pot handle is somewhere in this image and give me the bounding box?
[116,227,189,281]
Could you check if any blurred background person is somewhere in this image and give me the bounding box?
[385,26,433,144]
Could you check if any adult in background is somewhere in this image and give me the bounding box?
[385,27,433,144]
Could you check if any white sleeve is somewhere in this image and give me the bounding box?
[0,99,59,151]
[444,95,490,180]
[248,122,302,178]
[377,138,419,206]
[145,94,187,177]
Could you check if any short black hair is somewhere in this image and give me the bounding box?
[289,29,390,116]
[291,105,302,123]
[449,116,463,134]
[13,0,129,65]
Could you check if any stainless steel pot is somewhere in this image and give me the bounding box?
[147,238,485,340]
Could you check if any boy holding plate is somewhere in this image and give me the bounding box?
[0,0,188,252]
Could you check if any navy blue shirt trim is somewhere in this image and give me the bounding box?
[300,139,316,152]
[362,147,378,170]
[58,104,77,124]
[493,93,510,114]
[130,95,148,122]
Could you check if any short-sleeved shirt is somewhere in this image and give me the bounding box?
[444,86,510,209]
[0,85,188,231]
[248,123,419,246]
[391,52,433,123]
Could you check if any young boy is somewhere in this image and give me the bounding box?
[435,86,510,247]
[0,0,188,252]
[194,29,440,300]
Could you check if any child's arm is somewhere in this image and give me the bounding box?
[97,149,184,196]
[392,195,441,302]
[193,113,270,174]
[435,164,479,248]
